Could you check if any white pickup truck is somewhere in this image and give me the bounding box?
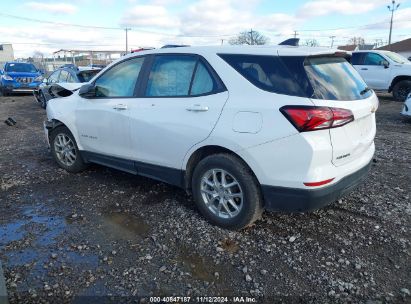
[351,50,411,101]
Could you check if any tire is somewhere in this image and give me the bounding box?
[191,153,263,230]
[392,80,411,102]
[49,126,87,173]
[39,91,47,109]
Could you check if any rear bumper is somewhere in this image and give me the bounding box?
[261,161,372,212]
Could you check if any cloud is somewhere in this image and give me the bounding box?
[120,5,180,28]
[24,2,77,14]
[297,0,387,18]
[178,0,299,38]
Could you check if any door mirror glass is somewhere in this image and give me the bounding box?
[79,83,96,98]
[381,60,390,68]
[42,78,48,84]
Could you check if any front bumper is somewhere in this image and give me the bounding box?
[261,161,372,212]
[2,82,41,94]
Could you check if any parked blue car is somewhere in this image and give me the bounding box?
[0,62,43,96]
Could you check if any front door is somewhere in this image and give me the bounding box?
[354,52,391,90]
[75,57,145,159]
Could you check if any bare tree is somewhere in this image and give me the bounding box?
[348,37,365,46]
[303,39,319,47]
[229,30,269,45]
[32,51,46,72]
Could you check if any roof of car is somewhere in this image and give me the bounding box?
[5,62,34,65]
[123,45,339,58]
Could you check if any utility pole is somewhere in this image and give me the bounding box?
[293,30,298,38]
[249,29,254,45]
[387,0,400,50]
[125,28,131,54]
[330,36,336,48]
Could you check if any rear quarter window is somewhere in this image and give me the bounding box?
[219,54,372,101]
[218,54,308,97]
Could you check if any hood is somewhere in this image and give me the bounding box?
[55,82,83,91]
[6,72,41,78]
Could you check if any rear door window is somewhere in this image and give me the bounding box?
[351,53,364,65]
[145,55,197,97]
[145,55,222,97]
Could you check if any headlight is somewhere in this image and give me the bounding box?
[34,75,43,82]
[1,74,13,81]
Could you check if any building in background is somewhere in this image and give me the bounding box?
[377,38,411,58]
[0,44,14,65]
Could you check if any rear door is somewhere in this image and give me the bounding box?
[127,54,228,171]
[303,56,378,166]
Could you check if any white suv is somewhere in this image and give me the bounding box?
[351,50,411,101]
[44,46,377,229]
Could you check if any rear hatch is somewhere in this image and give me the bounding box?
[278,52,378,167]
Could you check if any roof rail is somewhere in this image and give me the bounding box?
[161,45,190,49]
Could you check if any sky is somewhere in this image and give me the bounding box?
[1,0,411,58]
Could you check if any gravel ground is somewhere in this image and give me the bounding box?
[0,94,410,304]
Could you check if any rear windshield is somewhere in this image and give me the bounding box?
[5,63,37,73]
[78,70,100,82]
[219,54,372,101]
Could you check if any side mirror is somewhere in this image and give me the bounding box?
[79,83,96,98]
[42,78,48,84]
[382,60,389,69]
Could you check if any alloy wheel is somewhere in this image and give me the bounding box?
[200,169,243,219]
[54,134,77,167]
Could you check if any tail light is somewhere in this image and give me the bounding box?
[280,106,354,132]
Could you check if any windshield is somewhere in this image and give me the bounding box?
[78,70,100,82]
[5,63,38,73]
[384,51,408,64]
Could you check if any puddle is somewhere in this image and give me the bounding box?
[101,212,150,240]
[5,248,38,267]
[177,246,218,282]
[0,221,26,247]
[66,251,99,268]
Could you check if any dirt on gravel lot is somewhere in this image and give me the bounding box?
[0,94,410,304]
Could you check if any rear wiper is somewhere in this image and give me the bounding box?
[360,87,371,95]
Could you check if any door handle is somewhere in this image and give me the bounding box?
[113,104,128,110]
[361,68,368,70]
[186,104,209,112]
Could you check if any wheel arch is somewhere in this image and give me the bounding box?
[389,75,411,92]
[46,119,82,149]
[183,145,261,193]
